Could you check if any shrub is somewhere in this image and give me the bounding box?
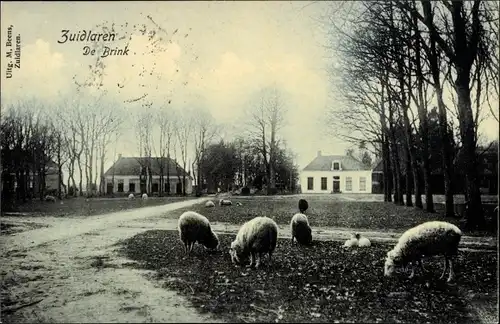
[267,187,278,195]
[241,187,251,196]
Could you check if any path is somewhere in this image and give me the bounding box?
[1,197,223,324]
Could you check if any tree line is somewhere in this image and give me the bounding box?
[327,0,498,229]
[132,86,299,196]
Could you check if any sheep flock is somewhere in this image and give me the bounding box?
[174,197,464,283]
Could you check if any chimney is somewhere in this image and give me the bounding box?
[317,150,322,157]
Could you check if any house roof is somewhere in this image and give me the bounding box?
[372,159,383,172]
[103,157,192,178]
[303,155,371,171]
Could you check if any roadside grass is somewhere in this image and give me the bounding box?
[1,196,195,218]
[170,196,498,236]
[119,230,498,323]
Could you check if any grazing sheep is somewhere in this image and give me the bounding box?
[355,233,371,247]
[236,202,242,206]
[44,195,56,203]
[343,233,358,248]
[384,221,462,282]
[230,216,278,269]
[219,199,232,206]
[290,213,312,246]
[178,211,219,254]
[142,193,148,200]
[205,200,215,208]
[128,193,135,200]
[298,199,309,213]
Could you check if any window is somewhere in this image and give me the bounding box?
[307,177,314,190]
[321,177,327,190]
[332,161,340,171]
[345,177,352,191]
[129,183,136,192]
[117,179,124,192]
[359,177,366,191]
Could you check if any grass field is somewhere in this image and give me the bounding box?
[170,196,498,236]
[119,230,498,323]
[1,196,195,218]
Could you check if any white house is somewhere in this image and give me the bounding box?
[103,155,193,195]
[300,151,373,194]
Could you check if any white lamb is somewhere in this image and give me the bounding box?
[230,216,278,269]
[355,233,371,247]
[178,211,219,254]
[128,193,135,199]
[343,233,358,248]
[219,199,232,206]
[142,193,148,200]
[384,221,462,282]
[290,213,312,246]
[205,200,215,207]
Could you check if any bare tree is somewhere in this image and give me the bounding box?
[175,109,193,195]
[247,86,287,194]
[154,105,177,196]
[191,106,218,195]
[135,106,154,194]
[393,0,497,228]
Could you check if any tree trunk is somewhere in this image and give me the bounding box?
[455,75,484,228]
[389,141,404,205]
[404,146,413,207]
[159,163,164,197]
[166,154,171,195]
[412,5,434,212]
[385,145,393,203]
[78,156,83,196]
[421,0,456,218]
[99,143,106,196]
[436,87,455,218]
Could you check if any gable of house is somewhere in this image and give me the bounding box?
[103,157,191,178]
[303,155,371,172]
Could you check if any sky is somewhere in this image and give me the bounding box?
[1,1,498,183]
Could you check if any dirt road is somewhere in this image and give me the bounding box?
[1,197,224,323]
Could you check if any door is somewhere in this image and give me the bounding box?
[332,176,340,193]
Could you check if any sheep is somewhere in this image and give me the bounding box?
[290,213,312,246]
[128,193,135,200]
[177,211,219,254]
[298,199,309,213]
[343,233,358,248]
[355,233,371,247]
[230,216,278,269]
[219,199,232,206]
[236,202,242,206]
[142,193,148,200]
[384,221,462,282]
[44,195,56,203]
[205,200,215,208]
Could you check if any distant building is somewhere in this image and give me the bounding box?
[5,159,62,196]
[300,151,373,194]
[103,156,193,195]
